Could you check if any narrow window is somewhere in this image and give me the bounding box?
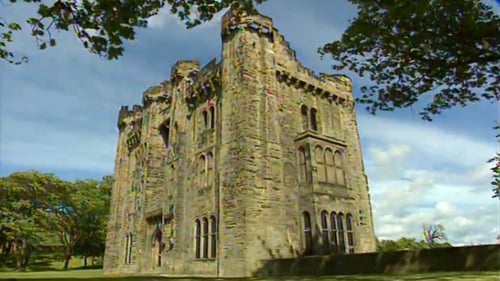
[199,155,206,187]
[298,146,307,183]
[346,214,354,253]
[330,212,338,253]
[315,146,326,182]
[334,151,345,186]
[301,105,308,131]
[325,148,335,183]
[202,217,209,258]
[321,210,329,251]
[210,215,217,258]
[207,152,213,186]
[124,234,129,264]
[202,110,208,130]
[310,108,318,131]
[194,219,201,258]
[337,213,346,254]
[303,211,313,255]
[209,106,215,129]
[159,119,170,148]
[127,233,133,263]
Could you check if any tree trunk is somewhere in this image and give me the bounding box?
[83,256,87,268]
[63,254,71,270]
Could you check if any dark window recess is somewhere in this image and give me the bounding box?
[303,211,313,255]
[209,106,215,129]
[159,119,170,148]
[310,108,318,131]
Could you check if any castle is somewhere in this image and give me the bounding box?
[103,7,376,277]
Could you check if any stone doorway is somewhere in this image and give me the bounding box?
[151,225,163,268]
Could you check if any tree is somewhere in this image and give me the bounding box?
[422,223,448,247]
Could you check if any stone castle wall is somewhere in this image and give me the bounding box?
[103,7,376,278]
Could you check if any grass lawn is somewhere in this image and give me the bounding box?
[0,270,498,280]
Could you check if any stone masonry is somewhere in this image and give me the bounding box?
[103,7,377,278]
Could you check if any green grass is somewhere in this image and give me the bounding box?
[0,270,498,280]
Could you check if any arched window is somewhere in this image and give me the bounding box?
[334,150,345,186]
[315,146,326,182]
[210,215,217,258]
[337,213,346,254]
[202,110,208,129]
[207,152,213,186]
[199,155,206,187]
[202,217,209,258]
[321,210,329,251]
[298,146,307,183]
[209,106,215,129]
[124,234,129,264]
[330,212,338,253]
[194,219,201,259]
[324,148,335,184]
[310,108,318,131]
[303,211,313,255]
[159,119,170,148]
[346,214,354,253]
[301,105,308,131]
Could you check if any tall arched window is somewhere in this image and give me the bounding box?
[303,211,313,255]
[337,213,346,254]
[207,152,213,186]
[124,234,130,264]
[315,146,326,182]
[202,217,209,258]
[210,215,217,258]
[199,155,206,187]
[194,219,201,258]
[330,212,338,253]
[310,108,318,131]
[159,119,170,148]
[324,148,335,183]
[202,110,209,129]
[321,210,329,251]
[346,214,354,253]
[334,150,345,186]
[125,232,133,264]
[298,146,307,183]
[301,105,308,131]
[209,106,215,129]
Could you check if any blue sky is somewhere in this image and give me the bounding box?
[1,0,499,246]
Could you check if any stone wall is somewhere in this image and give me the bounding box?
[254,244,500,276]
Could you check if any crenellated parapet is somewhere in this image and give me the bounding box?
[142,81,172,108]
[276,68,353,107]
[221,6,273,41]
[184,58,221,109]
[171,60,200,86]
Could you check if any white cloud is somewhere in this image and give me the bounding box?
[361,114,499,245]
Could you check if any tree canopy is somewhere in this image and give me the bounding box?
[2,0,499,196]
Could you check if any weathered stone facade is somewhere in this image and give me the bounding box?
[103,7,376,278]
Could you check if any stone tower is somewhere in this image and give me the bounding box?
[103,7,376,278]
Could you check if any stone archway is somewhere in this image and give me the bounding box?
[151,226,163,268]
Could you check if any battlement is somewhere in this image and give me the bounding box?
[117,104,143,130]
[143,81,172,107]
[171,60,200,85]
[221,6,273,40]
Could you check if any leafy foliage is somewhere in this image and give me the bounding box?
[0,171,112,270]
[318,0,500,121]
[488,122,500,199]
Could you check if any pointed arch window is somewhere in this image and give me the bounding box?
[325,148,335,183]
[346,214,354,253]
[337,213,346,254]
[202,217,209,258]
[125,232,133,264]
[202,110,209,129]
[301,105,308,131]
[159,119,170,148]
[210,215,217,258]
[321,210,329,251]
[209,106,215,129]
[334,150,345,186]
[303,211,313,255]
[199,155,206,187]
[315,146,326,182]
[330,212,338,253]
[194,219,201,259]
[207,152,214,186]
[298,146,307,183]
[310,108,318,131]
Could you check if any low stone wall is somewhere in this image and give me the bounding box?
[255,244,500,276]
